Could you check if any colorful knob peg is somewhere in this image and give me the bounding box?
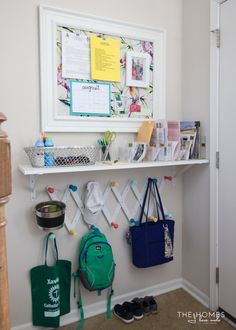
[164,176,173,181]
[47,187,54,194]
[69,229,78,236]
[69,184,78,192]
[111,181,119,187]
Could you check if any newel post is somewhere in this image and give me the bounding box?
[0,112,12,330]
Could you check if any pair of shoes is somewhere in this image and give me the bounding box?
[113,300,144,324]
[132,296,158,315]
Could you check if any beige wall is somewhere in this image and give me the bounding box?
[1,0,184,328]
[182,0,210,296]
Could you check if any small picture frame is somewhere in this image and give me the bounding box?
[130,142,147,162]
[126,51,151,88]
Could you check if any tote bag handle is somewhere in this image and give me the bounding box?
[139,178,166,224]
[153,180,166,221]
[139,178,152,224]
[44,232,58,266]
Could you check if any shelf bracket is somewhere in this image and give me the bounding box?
[29,175,39,201]
[172,164,194,178]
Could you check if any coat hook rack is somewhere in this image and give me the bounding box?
[19,159,209,201]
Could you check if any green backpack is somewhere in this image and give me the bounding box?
[73,228,115,329]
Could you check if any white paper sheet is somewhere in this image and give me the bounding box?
[71,81,110,116]
[62,31,90,79]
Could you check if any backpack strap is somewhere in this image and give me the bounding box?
[76,287,84,330]
[106,286,114,319]
[73,272,85,330]
[90,225,100,235]
[73,276,114,326]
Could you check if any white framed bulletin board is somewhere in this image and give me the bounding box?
[39,5,166,132]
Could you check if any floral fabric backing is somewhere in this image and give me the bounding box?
[56,26,154,119]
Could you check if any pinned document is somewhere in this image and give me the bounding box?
[90,35,121,82]
[62,31,90,79]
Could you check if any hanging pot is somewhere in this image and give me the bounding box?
[35,201,66,230]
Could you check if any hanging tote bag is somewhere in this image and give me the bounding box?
[130,178,175,268]
[30,232,71,328]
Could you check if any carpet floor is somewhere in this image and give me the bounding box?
[58,289,234,330]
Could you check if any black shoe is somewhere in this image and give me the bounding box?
[143,296,158,314]
[113,304,134,324]
[123,301,144,320]
[132,297,151,316]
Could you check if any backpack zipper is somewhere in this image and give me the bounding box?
[83,241,112,263]
[79,234,102,262]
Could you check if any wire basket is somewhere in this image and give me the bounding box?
[24,146,98,168]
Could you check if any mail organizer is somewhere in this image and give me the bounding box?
[24,146,98,168]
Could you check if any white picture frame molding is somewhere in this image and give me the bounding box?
[39,5,166,132]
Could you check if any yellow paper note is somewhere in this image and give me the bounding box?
[90,35,120,82]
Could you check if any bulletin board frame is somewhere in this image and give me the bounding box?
[39,5,166,132]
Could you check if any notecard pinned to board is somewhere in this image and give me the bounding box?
[136,121,155,145]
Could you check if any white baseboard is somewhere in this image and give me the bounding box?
[11,278,182,330]
[12,278,211,330]
[182,279,209,308]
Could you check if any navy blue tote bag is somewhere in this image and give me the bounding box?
[130,178,175,268]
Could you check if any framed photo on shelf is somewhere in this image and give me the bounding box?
[126,51,151,88]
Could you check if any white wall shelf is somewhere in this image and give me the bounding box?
[19,159,209,200]
[19,159,209,175]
